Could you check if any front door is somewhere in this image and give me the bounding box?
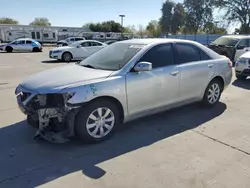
[126,43,180,116]
[175,43,215,101]
[234,39,250,61]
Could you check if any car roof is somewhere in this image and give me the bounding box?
[15,38,34,41]
[220,35,250,39]
[117,38,201,45]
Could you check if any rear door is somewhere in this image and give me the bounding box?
[90,42,105,54]
[234,38,250,61]
[25,40,33,51]
[175,43,215,101]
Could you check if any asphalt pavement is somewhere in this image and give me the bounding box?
[0,48,250,188]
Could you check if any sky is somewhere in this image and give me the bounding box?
[0,0,183,27]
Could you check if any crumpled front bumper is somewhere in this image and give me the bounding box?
[15,85,80,143]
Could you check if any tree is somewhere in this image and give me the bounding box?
[159,0,175,34]
[171,3,185,34]
[29,17,51,26]
[84,21,123,32]
[203,22,227,34]
[146,20,161,37]
[0,17,18,24]
[216,0,250,33]
[183,0,214,34]
[159,1,185,35]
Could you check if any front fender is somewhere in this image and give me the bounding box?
[61,76,128,117]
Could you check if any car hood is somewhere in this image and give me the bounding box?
[20,64,113,94]
[240,51,250,59]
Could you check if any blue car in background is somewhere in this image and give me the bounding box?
[0,38,42,52]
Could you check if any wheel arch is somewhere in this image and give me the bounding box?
[80,96,125,123]
[210,76,225,92]
[62,51,73,60]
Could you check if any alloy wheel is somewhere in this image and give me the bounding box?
[207,83,220,104]
[86,107,115,138]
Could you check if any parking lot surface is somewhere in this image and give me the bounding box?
[0,48,250,188]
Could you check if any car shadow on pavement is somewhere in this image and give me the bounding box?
[232,78,250,90]
[0,102,227,187]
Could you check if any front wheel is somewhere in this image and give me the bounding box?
[202,79,222,107]
[6,46,13,53]
[74,99,120,143]
[61,52,72,62]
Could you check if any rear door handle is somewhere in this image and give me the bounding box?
[170,70,179,76]
[208,64,214,68]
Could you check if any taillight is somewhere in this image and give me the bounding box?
[228,60,233,68]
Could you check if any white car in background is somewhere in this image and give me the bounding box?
[235,52,250,80]
[49,40,107,62]
[0,38,42,52]
[56,37,85,46]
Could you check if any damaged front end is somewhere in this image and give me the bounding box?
[15,86,80,143]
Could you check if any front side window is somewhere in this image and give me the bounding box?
[139,43,175,68]
[175,43,201,64]
[238,39,250,47]
[80,43,145,71]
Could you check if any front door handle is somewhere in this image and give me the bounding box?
[208,64,214,68]
[170,70,179,76]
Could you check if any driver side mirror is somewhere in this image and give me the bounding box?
[133,62,152,72]
[77,45,81,48]
[237,45,246,50]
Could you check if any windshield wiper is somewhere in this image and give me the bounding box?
[82,64,97,69]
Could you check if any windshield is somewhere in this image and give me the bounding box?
[212,37,239,46]
[79,42,145,71]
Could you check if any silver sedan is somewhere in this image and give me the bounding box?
[15,39,232,143]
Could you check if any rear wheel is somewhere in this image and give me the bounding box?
[32,47,39,52]
[74,99,120,143]
[61,52,72,62]
[202,79,222,107]
[6,46,13,53]
[236,74,247,80]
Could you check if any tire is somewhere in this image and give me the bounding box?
[74,99,120,143]
[6,46,13,53]
[236,74,247,80]
[61,52,72,62]
[27,115,39,129]
[62,43,68,46]
[202,79,222,107]
[32,47,39,52]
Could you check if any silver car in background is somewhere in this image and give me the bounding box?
[15,39,232,143]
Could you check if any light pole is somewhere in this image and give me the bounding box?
[119,15,125,39]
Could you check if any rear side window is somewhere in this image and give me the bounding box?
[75,38,83,41]
[91,42,102,46]
[175,43,201,64]
[81,42,91,47]
[199,49,211,60]
[139,43,175,68]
